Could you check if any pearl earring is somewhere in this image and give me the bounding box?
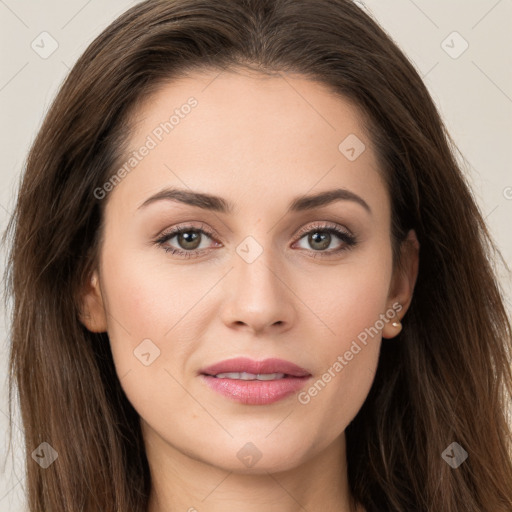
[391,318,402,334]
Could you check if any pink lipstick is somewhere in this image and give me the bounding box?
[200,357,311,405]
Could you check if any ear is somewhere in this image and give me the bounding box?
[78,270,108,333]
[382,229,420,339]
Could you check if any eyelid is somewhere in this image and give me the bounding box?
[293,220,353,239]
[154,219,357,258]
[155,220,352,241]
[155,221,218,241]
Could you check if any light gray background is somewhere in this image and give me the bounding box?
[1,1,511,510]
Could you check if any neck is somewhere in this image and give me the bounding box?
[143,424,359,512]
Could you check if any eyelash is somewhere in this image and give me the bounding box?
[154,221,358,259]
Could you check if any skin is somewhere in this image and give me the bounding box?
[80,69,419,512]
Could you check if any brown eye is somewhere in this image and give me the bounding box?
[307,231,332,251]
[293,223,357,257]
[155,224,219,259]
[174,230,202,250]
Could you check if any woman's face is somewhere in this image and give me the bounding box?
[81,70,418,474]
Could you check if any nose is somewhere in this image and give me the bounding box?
[219,242,296,335]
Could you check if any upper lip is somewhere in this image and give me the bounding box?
[201,357,311,377]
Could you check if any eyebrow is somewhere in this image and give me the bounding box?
[137,187,372,215]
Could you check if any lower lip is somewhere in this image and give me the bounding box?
[201,375,311,405]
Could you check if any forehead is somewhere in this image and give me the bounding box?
[106,69,388,218]
[129,69,370,153]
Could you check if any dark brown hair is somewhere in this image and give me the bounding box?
[4,0,512,510]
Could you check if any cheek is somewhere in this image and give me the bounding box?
[311,242,393,350]
[295,251,392,432]
[100,242,205,343]
[97,247,195,399]
[98,248,204,429]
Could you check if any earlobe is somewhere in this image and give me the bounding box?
[78,271,108,333]
[382,229,420,339]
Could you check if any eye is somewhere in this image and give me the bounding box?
[292,222,357,257]
[154,221,358,259]
[154,223,219,259]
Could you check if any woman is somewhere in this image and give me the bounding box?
[4,0,512,511]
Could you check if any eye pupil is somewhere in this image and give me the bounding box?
[309,231,331,250]
[178,230,201,250]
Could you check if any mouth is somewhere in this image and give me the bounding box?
[199,357,312,405]
[210,372,288,380]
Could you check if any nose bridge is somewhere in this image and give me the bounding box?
[220,232,293,332]
[234,233,283,302]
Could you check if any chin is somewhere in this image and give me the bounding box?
[194,431,318,475]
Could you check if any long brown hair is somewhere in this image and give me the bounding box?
[3,0,512,510]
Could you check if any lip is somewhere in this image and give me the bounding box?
[201,357,311,377]
[200,357,312,405]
